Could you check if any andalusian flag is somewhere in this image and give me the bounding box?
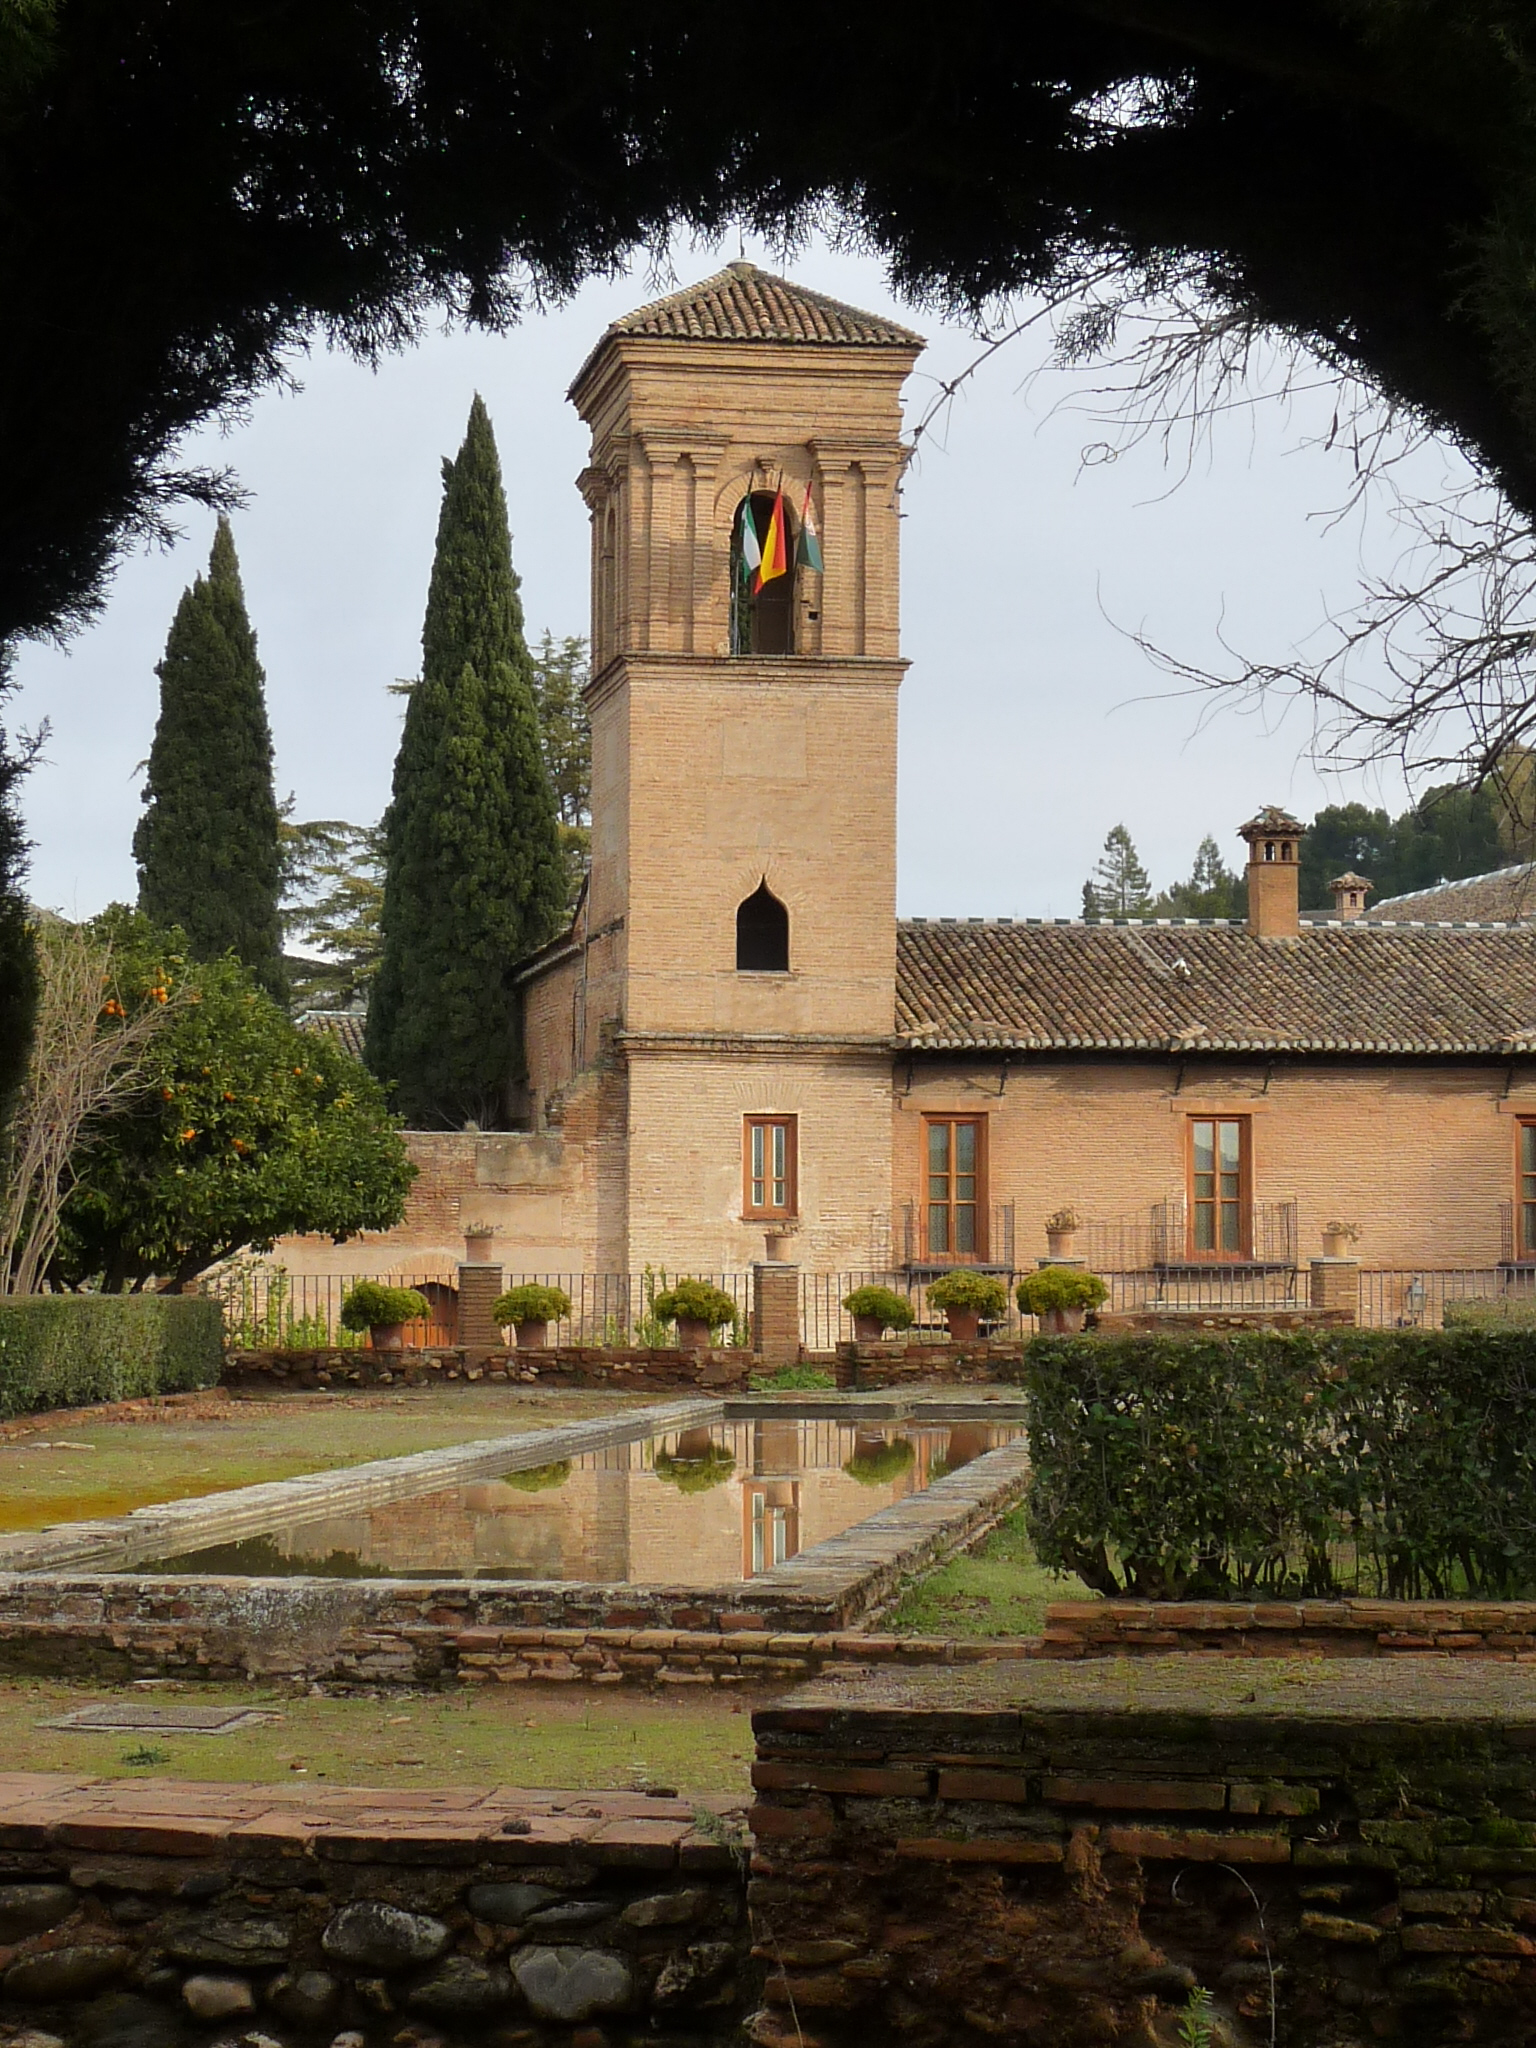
[797,482,824,573]
[739,496,762,583]
[756,486,789,591]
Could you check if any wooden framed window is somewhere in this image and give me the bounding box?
[744,1115,797,1219]
[1188,1116,1250,1258]
[1518,1121,1536,1257]
[925,1116,986,1259]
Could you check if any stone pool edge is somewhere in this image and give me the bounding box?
[0,1432,1033,1689]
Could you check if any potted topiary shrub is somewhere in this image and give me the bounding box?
[924,1270,1009,1344]
[841,1284,916,1343]
[1044,1205,1082,1260]
[339,1281,430,1352]
[492,1283,573,1352]
[1016,1265,1109,1334]
[652,1278,739,1351]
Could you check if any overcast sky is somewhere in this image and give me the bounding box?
[11,230,1458,924]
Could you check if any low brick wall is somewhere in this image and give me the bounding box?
[746,1657,1536,2044]
[831,1338,1023,1389]
[1043,1597,1536,1659]
[223,1344,755,1392]
[0,1775,751,2045]
[1090,1306,1355,1334]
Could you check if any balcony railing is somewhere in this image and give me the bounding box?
[898,1202,1015,1275]
[1083,1199,1297,1276]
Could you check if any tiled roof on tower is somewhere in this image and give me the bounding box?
[605,261,924,349]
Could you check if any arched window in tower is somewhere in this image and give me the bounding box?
[730,492,796,656]
[736,880,790,972]
[599,505,618,662]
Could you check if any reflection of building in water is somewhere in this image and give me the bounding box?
[262,1421,1019,1584]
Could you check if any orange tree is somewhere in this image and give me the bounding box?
[56,910,413,1292]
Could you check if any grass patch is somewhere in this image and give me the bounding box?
[883,1503,1097,1638]
[0,1387,656,1532]
[6,1677,755,1791]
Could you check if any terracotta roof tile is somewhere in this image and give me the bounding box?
[1368,862,1536,925]
[297,1009,366,1061]
[606,262,923,349]
[895,919,1536,1055]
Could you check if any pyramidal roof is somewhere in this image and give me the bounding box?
[604,261,924,349]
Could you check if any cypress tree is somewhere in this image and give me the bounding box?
[367,395,566,1128]
[133,519,286,999]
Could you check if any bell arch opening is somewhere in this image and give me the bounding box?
[736,880,790,972]
[730,491,796,656]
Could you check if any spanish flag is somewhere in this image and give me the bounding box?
[755,486,789,591]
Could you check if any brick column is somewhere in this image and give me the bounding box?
[752,1263,801,1367]
[1309,1258,1360,1321]
[457,1262,505,1362]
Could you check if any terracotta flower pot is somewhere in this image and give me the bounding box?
[1038,1306,1086,1335]
[1045,1229,1076,1260]
[513,1318,549,1351]
[852,1313,888,1342]
[369,1322,406,1352]
[943,1307,980,1344]
[1321,1231,1353,1260]
[464,1229,496,1264]
[675,1315,713,1352]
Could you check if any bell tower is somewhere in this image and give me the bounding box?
[565,262,924,1271]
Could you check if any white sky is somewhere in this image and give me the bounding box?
[10,230,1454,924]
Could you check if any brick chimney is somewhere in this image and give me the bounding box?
[1239,806,1305,937]
[1328,871,1372,920]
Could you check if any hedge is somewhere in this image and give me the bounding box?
[0,1295,224,1420]
[1011,1328,1536,1602]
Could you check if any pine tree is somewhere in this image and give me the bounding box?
[367,396,566,1128]
[1152,834,1248,918]
[530,631,592,914]
[0,647,38,1135]
[132,519,286,999]
[1084,824,1154,918]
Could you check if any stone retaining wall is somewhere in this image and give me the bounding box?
[1042,1597,1536,1660]
[746,1657,1536,2045]
[0,1775,751,2047]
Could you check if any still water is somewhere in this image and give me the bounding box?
[129,1416,1020,1583]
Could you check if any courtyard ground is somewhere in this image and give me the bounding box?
[1,1676,756,1790]
[0,1386,659,1531]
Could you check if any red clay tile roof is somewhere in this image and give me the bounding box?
[606,262,924,349]
[895,919,1536,1055]
[297,1009,366,1060]
[1368,862,1536,925]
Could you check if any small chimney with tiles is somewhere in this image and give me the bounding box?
[1328,871,1373,920]
[1239,806,1305,938]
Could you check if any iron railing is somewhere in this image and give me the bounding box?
[210,1256,1536,1347]
[1356,1268,1536,1329]
[1082,1200,1297,1274]
[897,1202,1015,1274]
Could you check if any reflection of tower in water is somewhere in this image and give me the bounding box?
[746,1418,802,1574]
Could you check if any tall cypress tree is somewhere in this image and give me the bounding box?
[367,396,565,1127]
[133,519,286,999]
[0,646,38,1138]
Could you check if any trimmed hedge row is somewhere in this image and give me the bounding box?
[1009,1328,1536,1602]
[0,1295,223,1419]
